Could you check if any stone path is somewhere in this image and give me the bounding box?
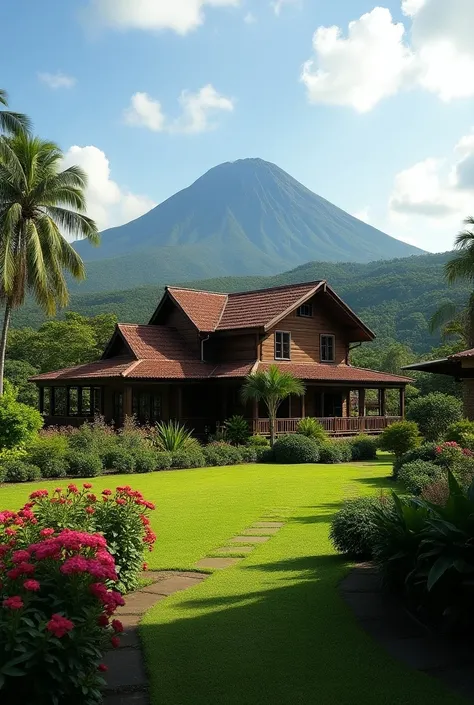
[103,518,286,704]
[340,563,474,701]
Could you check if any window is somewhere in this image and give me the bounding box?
[320,334,335,362]
[275,331,291,360]
[297,303,313,318]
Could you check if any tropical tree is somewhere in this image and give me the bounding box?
[241,364,305,446]
[0,89,31,135]
[0,132,99,394]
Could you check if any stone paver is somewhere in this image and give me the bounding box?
[196,557,240,569]
[104,692,148,705]
[214,545,255,555]
[141,575,205,595]
[230,535,270,544]
[244,527,280,535]
[104,649,147,690]
[115,591,162,616]
[252,521,285,528]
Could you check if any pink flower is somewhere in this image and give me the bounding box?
[46,614,74,638]
[111,635,120,648]
[112,619,123,633]
[29,489,49,500]
[23,579,40,592]
[7,562,35,580]
[40,528,55,537]
[3,596,24,609]
[60,556,89,575]
[11,550,31,564]
[98,664,108,672]
[83,483,93,489]
[97,614,109,627]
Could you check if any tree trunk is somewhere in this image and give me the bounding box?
[269,414,276,447]
[0,302,11,396]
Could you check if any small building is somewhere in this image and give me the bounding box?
[30,281,411,436]
[404,348,474,419]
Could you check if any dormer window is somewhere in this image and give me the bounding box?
[320,334,335,362]
[297,303,313,318]
[275,331,291,360]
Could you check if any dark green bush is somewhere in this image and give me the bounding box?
[133,447,159,473]
[203,442,243,466]
[67,451,103,478]
[223,415,250,445]
[154,450,172,470]
[378,420,420,458]
[444,419,474,444]
[171,448,205,469]
[350,435,377,461]
[296,417,328,443]
[247,435,270,447]
[319,442,344,464]
[392,442,438,479]
[255,447,275,463]
[0,382,43,449]
[0,459,41,483]
[104,447,136,474]
[330,496,383,558]
[27,434,68,478]
[335,440,352,462]
[406,392,462,441]
[237,445,258,463]
[398,459,444,495]
[273,434,320,464]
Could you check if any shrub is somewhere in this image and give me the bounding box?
[330,496,383,559]
[104,447,136,474]
[247,434,270,447]
[392,442,438,479]
[171,448,206,469]
[223,415,250,445]
[421,477,450,506]
[273,434,320,464]
[0,459,41,483]
[238,445,258,463]
[378,420,420,459]
[350,435,378,461]
[67,416,114,456]
[203,442,243,466]
[0,524,123,705]
[335,440,352,462]
[444,419,474,444]
[398,459,444,495]
[296,417,328,443]
[67,451,103,478]
[155,420,194,452]
[25,483,157,594]
[27,434,68,478]
[133,447,159,473]
[154,451,172,470]
[0,382,43,449]
[255,447,275,463]
[406,392,462,441]
[117,416,150,452]
[318,441,351,464]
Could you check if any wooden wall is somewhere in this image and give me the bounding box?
[261,300,348,364]
[166,306,200,356]
[206,333,258,362]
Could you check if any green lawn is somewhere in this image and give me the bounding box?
[0,462,465,705]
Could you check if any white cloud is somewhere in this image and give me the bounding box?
[301,0,474,111]
[62,146,156,232]
[124,84,234,135]
[272,0,300,16]
[85,0,239,36]
[123,93,166,132]
[387,128,474,251]
[244,11,256,24]
[38,71,76,89]
[352,207,371,224]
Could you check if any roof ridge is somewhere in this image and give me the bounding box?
[214,294,229,330]
[227,280,324,298]
[166,286,228,296]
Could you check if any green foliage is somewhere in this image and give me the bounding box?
[255,447,275,463]
[104,448,136,474]
[223,415,250,446]
[67,451,103,478]
[330,497,383,559]
[27,434,68,478]
[444,419,474,444]
[247,434,270,447]
[392,442,438,479]
[171,448,205,469]
[155,420,194,452]
[350,435,378,461]
[273,434,320,464]
[4,359,38,406]
[378,421,420,458]
[203,442,243,466]
[0,458,41,483]
[238,445,258,463]
[318,442,344,464]
[154,451,172,470]
[133,447,160,474]
[406,392,462,441]
[0,382,43,449]
[296,417,328,443]
[398,460,444,495]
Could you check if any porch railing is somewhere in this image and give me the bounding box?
[254,416,401,437]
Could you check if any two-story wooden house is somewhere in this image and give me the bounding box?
[30,280,411,436]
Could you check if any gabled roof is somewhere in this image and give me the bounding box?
[102,324,193,361]
[149,280,375,340]
[450,348,474,359]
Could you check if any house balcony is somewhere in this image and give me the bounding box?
[253,415,402,437]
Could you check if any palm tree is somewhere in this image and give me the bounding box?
[241,365,305,446]
[0,89,31,135]
[0,132,99,394]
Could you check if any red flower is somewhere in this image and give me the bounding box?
[102,489,112,496]
[46,614,74,638]
[115,498,126,506]
[85,506,95,515]
[87,493,97,503]
[7,562,35,579]
[29,489,49,500]
[142,562,148,571]
[11,549,31,564]
[3,596,23,609]
[83,483,93,489]
[111,635,120,648]
[60,556,89,575]
[23,579,40,592]
[97,614,109,627]
[98,664,108,672]
[54,487,62,493]
[5,528,17,537]
[112,619,124,633]
[40,528,55,537]
[67,484,79,494]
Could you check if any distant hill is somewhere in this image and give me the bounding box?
[72,158,423,293]
[14,252,469,354]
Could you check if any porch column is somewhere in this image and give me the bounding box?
[66,386,71,417]
[358,388,366,417]
[399,387,405,418]
[253,398,258,434]
[39,387,44,414]
[301,391,306,419]
[123,385,133,419]
[345,390,351,417]
[379,388,386,417]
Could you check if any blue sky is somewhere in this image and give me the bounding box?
[2,0,474,252]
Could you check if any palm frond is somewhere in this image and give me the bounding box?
[0,90,7,107]
[0,110,32,135]
[428,302,459,334]
[45,206,99,243]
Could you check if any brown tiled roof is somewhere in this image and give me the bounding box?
[117,325,191,361]
[167,288,227,331]
[257,362,412,384]
[126,360,213,379]
[30,358,135,382]
[450,348,474,359]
